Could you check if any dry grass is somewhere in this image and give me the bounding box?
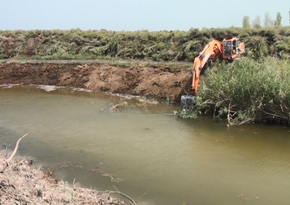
[0,147,131,205]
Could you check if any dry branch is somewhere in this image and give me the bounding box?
[6,133,28,162]
[112,185,137,205]
[0,133,28,172]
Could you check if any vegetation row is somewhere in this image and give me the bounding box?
[0,27,290,61]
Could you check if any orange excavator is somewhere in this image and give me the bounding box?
[181,35,245,109]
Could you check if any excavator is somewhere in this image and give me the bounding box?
[181,35,245,109]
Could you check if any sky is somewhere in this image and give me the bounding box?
[1,0,289,31]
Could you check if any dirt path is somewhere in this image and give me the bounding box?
[0,59,192,102]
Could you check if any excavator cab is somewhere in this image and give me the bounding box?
[222,37,245,60]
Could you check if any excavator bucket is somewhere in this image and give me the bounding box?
[181,95,195,110]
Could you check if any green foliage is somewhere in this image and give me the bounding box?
[243,36,268,60]
[242,16,251,29]
[188,57,290,125]
[275,12,282,27]
[174,108,197,119]
[264,12,274,27]
[252,15,262,28]
[0,27,289,62]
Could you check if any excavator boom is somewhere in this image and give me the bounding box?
[181,36,245,109]
[191,39,223,95]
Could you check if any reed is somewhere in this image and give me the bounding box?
[187,57,290,125]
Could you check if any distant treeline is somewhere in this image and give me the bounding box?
[0,27,290,61]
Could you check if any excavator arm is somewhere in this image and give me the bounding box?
[181,36,246,109]
[191,39,223,95]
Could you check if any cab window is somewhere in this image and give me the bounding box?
[233,40,237,54]
[223,41,231,56]
[236,40,241,54]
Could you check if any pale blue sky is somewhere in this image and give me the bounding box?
[1,0,289,31]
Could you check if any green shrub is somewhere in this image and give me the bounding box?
[185,57,290,125]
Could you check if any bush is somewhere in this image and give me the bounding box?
[186,57,290,125]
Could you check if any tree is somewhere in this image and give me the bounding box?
[252,15,262,28]
[274,12,282,27]
[264,12,274,27]
[242,16,251,28]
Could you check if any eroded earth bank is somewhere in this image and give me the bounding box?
[0,60,192,102]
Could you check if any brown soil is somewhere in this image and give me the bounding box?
[0,153,131,205]
[0,60,192,102]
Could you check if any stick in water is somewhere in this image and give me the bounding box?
[6,133,28,162]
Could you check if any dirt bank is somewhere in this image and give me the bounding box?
[0,60,192,102]
[0,152,132,205]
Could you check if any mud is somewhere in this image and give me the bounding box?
[0,60,192,102]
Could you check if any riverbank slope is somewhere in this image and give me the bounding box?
[0,60,192,102]
[0,151,131,205]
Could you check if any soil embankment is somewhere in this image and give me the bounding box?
[0,153,131,205]
[0,60,192,102]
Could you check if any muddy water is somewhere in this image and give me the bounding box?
[1,86,290,205]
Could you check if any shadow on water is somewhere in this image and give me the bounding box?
[1,85,290,205]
